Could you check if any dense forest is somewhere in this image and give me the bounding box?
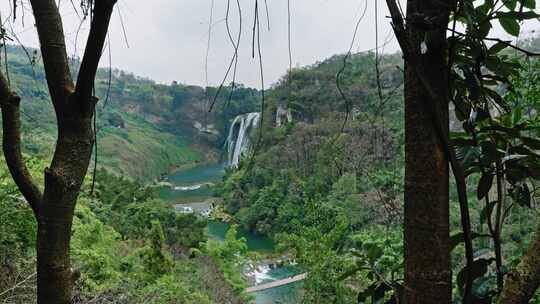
[1,0,540,304]
[219,42,540,303]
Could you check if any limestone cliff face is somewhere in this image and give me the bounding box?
[275,104,292,127]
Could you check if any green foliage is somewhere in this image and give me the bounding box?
[90,169,208,250]
[0,156,242,303]
[71,202,123,293]
[449,15,540,298]
[345,228,403,303]
[3,45,259,182]
[96,110,203,180]
[331,173,357,196]
[278,204,356,304]
[137,221,175,282]
[136,274,212,304]
[0,162,38,260]
[215,50,406,302]
[205,225,249,295]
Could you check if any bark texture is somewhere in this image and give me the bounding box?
[385,0,453,303]
[498,225,540,304]
[0,1,116,303]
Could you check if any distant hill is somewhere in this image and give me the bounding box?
[218,50,407,236]
[4,45,260,181]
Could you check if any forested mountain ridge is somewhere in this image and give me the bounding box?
[220,50,405,235]
[5,45,260,181]
[218,39,540,302]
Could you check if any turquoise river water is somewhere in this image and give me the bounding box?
[160,163,302,303]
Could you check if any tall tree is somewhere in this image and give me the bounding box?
[385,0,453,303]
[386,0,540,302]
[0,0,116,303]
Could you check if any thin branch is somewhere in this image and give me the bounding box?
[208,0,241,113]
[0,272,36,298]
[29,0,75,108]
[0,72,43,215]
[117,7,130,48]
[334,0,368,140]
[447,28,540,57]
[483,37,540,57]
[75,0,117,105]
[385,0,409,55]
[247,0,265,171]
[374,0,383,103]
[287,0,292,74]
[226,0,242,107]
[263,0,270,31]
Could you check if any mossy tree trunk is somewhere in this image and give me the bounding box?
[0,0,116,303]
[498,225,540,304]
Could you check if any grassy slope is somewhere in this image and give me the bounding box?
[97,111,202,180]
[4,45,259,181]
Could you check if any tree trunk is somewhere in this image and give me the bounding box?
[37,109,95,304]
[2,0,115,302]
[498,225,540,304]
[402,1,452,303]
[36,222,73,304]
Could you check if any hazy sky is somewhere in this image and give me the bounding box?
[1,0,402,88]
[1,1,536,88]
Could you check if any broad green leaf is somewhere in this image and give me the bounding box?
[373,283,392,304]
[496,11,540,20]
[504,0,518,10]
[450,232,488,252]
[457,258,495,294]
[338,264,363,280]
[366,244,383,262]
[510,184,532,208]
[478,21,493,38]
[480,201,497,225]
[512,106,523,125]
[499,17,521,36]
[521,0,536,9]
[521,136,540,149]
[488,41,510,55]
[477,172,494,200]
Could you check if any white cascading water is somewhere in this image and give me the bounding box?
[225,112,261,167]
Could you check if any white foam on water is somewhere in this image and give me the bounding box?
[246,264,275,285]
[174,184,204,191]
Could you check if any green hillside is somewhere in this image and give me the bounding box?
[220,51,405,236]
[219,47,540,302]
[5,45,260,181]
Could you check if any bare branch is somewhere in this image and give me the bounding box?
[385,0,409,55]
[447,28,540,57]
[0,72,43,215]
[0,272,36,298]
[29,0,75,110]
[75,0,117,104]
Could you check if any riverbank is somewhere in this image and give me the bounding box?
[159,163,305,303]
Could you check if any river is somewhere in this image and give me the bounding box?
[159,163,302,303]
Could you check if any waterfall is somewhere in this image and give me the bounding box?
[225,112,261,167]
